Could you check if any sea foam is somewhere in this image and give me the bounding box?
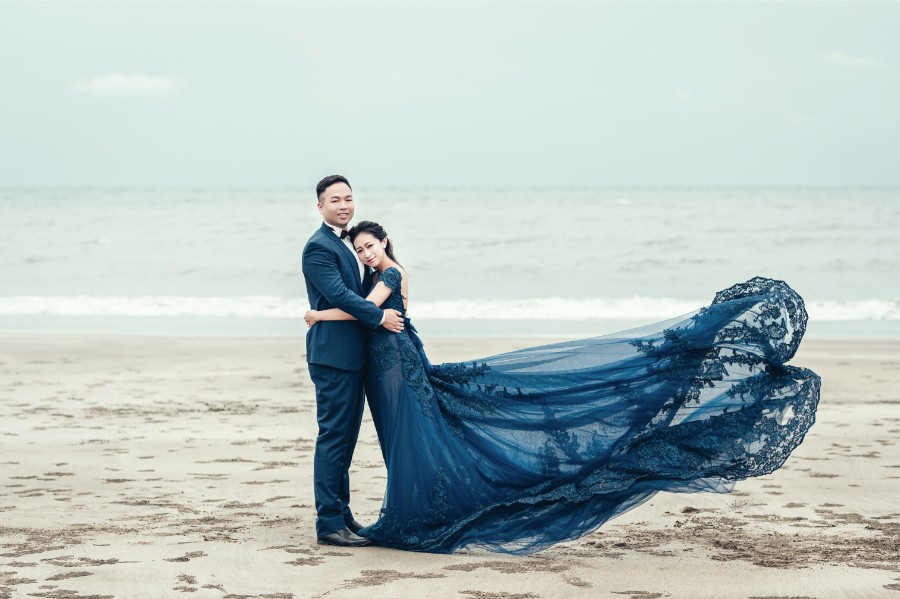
[1,296,897,321]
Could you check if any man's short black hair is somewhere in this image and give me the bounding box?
[316,175,351,201]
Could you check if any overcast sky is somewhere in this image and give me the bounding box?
[1,1,897,187]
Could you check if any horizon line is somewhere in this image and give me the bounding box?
[2,184,900,191]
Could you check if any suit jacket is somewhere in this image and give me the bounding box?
[302,222,384,371]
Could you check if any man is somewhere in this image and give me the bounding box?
[302,175,404,547]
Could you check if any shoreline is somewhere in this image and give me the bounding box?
[1,334,898,597]
[4,312,900,341]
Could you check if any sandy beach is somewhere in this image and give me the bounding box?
[1,333,898,598]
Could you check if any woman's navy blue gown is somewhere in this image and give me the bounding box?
[360,268,820,554]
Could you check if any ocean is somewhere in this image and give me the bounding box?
[1,187,898,338]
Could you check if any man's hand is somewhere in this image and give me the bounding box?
[381,309,405,333]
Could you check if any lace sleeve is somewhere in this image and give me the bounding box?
[379,267,403,295]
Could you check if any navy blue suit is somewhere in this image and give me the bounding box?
[302,222,384,535]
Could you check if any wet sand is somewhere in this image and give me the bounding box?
[1,334,898,598]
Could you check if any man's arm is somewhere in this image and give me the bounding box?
[302,242,389,330]
[305,281,397,326]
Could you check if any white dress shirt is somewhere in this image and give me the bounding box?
[329,225,364,283]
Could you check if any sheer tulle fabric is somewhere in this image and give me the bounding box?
[361,271,820,554]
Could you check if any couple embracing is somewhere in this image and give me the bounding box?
[301,175,821,555]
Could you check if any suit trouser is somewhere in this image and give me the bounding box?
[308,362,366,535]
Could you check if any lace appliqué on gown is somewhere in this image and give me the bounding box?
[360,276,821,555]
[368,267,437,418]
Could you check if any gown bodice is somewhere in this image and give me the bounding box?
[373,267,406,315]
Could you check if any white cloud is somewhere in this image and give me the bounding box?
[821,52,885,69]
[71,72,186,97]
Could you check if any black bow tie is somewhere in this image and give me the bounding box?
[339,229,349,240]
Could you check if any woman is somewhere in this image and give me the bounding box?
[304,221,821,554]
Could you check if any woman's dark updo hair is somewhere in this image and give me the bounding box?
[350,221,402,267]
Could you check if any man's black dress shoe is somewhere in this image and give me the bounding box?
[346,519,366,535]
[317,527,371,547]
